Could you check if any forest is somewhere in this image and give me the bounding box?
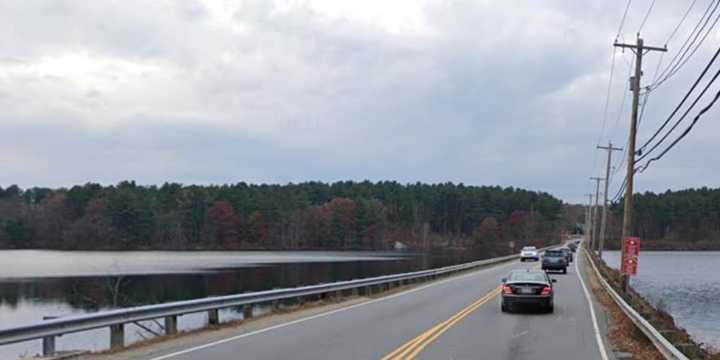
[0,181,564,255]
[605,187,720,249]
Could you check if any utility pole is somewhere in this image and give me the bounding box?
[614,36,666,292]
[597,142,623,258]
[590,177,603,252]
[585,194,594,246]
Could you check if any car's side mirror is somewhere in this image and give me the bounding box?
[551,279,557,283]
[501,278,507,283]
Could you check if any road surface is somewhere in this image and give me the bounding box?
[102,250,606,360]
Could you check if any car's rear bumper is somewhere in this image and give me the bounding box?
[502,294,552,307]
[520,256,539,261]
[542,264,567,270]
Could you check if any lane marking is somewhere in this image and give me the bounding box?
[147,260,519,360]
[382,287,502,360]
[576,245,610,360]
[405,289,501,359]
[382,289,499,360]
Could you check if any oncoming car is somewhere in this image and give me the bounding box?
[501,270,556,313]
[520,246,539,262]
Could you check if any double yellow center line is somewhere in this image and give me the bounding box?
[381,286,502,360]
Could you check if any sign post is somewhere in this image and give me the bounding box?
[621,237,640,276]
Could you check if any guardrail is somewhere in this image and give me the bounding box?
[583,247,689,360]
[0,245,556,356]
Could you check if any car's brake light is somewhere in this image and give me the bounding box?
[541,286,552,295]
[502,285,513,295]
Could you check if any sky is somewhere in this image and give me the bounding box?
[0,0,718,203]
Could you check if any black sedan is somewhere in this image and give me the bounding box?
[501,270,556,313]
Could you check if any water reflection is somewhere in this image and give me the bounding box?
[0,251,453,314]
[0,251,463,358]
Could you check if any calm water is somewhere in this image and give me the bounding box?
[603,251,720,350]
[0,250,464,359]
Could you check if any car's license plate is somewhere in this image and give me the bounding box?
[520,288,532,294]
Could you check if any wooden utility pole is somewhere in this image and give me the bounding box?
[597,142,623,258]
[590,177,603,251]
[585,193,594,246]
[614,37,666,292]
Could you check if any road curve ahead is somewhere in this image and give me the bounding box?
[132,251,604,360]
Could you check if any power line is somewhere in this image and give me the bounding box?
[617,0,634,40]
[650,0,720,90]
[637,0,657,34]
[637,81,720,172]
[597,48,619,147]
[638,47,720,160]
[611,173,629,203]
[665,0,700,45]
[609,55,634,142]
[653,11,720,89]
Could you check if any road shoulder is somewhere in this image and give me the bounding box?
[577,249,663,360]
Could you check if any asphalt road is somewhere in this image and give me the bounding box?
[134,249,605,360]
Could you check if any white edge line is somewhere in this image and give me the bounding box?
[148,259,518,360]
[575,242,610,360]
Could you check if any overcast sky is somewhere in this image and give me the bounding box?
[1,0,718,203]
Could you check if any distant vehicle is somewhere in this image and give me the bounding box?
[567,242,577,252]
[560,248,573,263]
[542,250,568,274]
[501,269,556,313]
[520,246,539,262]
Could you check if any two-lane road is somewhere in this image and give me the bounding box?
[121,249,606,360]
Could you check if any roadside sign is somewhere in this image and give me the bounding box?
[621,237,640,276]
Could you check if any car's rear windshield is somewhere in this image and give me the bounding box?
[522,247,536,250]
[509,272,546,282]
[545,250,563,256]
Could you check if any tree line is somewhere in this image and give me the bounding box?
[0,181,563,253]
[605,187,720,249]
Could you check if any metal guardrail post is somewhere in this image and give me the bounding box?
[110,323,124,349]
[208,309,219,325]
[42,335,55,356]
[243,305,253,320]
[164,316,178,336]
[42,316,57,356]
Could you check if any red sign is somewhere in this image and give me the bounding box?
[621,237,640,276]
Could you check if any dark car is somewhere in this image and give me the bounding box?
[501,270,556,313]
[560,248,573,263]
[541,250,568,274]
[567,242,577,252]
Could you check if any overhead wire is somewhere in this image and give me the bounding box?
[637,79,720,173]
[617,0,634,40]
[650,0,720,90]
[636,45,720,158]
[665,0,700,45]
[637,0,657,34]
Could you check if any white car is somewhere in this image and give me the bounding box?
[520,246,539,262]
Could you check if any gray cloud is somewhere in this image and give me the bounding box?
[0,0,719,203]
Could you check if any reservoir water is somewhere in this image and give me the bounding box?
[602,251,720,352]
[0,250,457,358]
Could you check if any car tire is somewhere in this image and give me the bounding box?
[501,302,507,313]
[547,304,554,313]
[562,268,567,274]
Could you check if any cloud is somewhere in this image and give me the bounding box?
[0,0,719,203]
